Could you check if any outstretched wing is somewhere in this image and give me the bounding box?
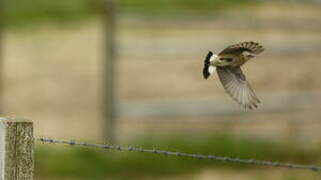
[216,66,260,109]
[219,41,264,56]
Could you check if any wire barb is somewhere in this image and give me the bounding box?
[36,137,321,172]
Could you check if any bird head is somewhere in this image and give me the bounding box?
[211,55,235,66]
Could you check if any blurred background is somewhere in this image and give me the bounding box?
[1,0,321,179]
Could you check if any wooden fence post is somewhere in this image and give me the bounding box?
[0,118,34,180]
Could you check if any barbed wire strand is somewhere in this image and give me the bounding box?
[37,137,321,172]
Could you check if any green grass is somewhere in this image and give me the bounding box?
[3,0,260,27]
[120,0,259,15]
[35,133,321,179]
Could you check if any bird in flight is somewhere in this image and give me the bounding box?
[203,41,264,109]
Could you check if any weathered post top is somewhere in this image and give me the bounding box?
[0,118,34,180]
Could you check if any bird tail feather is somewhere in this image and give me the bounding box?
[203,51,216,79]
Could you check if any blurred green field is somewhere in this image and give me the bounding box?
[4,0,259,26]
[36,133,321,179]
[4,0,98,26]
[119,0,258,15]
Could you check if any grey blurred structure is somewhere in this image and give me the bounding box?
[103,0,117,143]
[119,91,321,119]
[0,0,4,114]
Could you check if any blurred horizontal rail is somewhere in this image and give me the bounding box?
[119,39,321,57]
[37,137,321,172]
[118,90,321,119]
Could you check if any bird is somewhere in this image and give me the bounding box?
[202,41,264,109]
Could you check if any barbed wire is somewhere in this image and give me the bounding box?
[37,137,321,172]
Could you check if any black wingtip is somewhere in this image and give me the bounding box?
[203,51,213,79]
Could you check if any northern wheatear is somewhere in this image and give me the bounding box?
[203,41,264,109]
